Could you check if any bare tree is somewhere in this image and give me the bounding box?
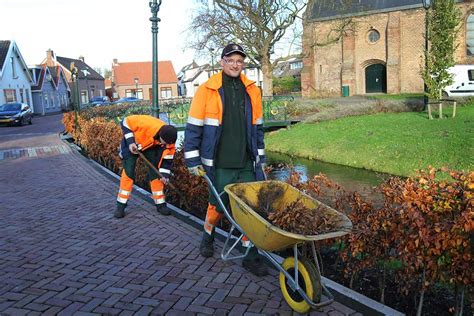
[188,0,307,96]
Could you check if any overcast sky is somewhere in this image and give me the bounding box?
[0,0,200,73]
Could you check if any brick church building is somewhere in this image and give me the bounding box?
[301,0,474,97]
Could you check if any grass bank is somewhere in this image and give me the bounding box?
[266,104,473,177]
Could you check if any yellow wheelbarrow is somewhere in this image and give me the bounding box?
[203,175,352,313]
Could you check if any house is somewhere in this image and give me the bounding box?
[177,61,211,98]
[177,60,263,98]
[273,57,304,79]
[301,0,474,97]
[41,50,105,105]
[30,64,70,115]
[0,40,33,106]
[111,59,178,100]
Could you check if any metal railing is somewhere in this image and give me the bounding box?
[82,96,295,129]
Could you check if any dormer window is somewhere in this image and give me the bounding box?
[290,61,303,70]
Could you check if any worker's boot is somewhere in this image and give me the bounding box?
[242,247,269,277]
[114,202,126,219]
[156,203,171,216]
[199,231,214,258]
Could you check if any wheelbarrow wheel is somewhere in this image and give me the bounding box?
[279,256,322,313]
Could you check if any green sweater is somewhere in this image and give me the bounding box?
[215,73,249,168]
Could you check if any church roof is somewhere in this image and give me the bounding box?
[306,0,460,22]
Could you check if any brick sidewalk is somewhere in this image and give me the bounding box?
[0,131,360,315]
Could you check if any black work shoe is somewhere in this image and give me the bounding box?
[242,249,269,277]
[114,203,126,219]
[156,204,171,216]
[199,232,214,258]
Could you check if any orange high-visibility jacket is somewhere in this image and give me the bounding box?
[120,115,176,170]
[184,71,265,181]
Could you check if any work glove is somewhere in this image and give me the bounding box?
[129,143,141,154]
[188,165,206,177]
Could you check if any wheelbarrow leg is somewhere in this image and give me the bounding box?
[221,225,250,261]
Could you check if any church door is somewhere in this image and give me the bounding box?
[365,64,387,93]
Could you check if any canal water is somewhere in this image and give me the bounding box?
[267,151,392,196]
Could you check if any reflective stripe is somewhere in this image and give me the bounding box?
[163,155,174,159]
[185,150,200,159]
[122,118,130,129]
[255,118,263,125]
[201,157,214,167]
[119,189,130,196]
[242,239,251,247]
[204,222,214,235]
[154,197,165,204]
[188,116,204,126]
[152,190,164,196]
[159,168,171,174]
[124,132,134,139]
[204,118,219,126]
[258,148,265,156]
[117,196,128,204]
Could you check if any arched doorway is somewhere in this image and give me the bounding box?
[365,64,387,93]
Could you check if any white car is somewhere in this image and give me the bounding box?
[442,65,474,98]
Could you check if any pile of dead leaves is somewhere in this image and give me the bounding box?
[234,182,344,235]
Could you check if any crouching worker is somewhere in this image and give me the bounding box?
[115,114,177,219]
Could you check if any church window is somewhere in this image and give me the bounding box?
[368,29,380,43]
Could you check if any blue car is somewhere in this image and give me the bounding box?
[88,96,110,106]
[113,97,140,105]
[0,102,33,126]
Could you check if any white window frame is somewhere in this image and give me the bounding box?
[11,57,17,78]
[160,87,172,99]
[44,93,49,109]
[467,14,474,56]
[4,89,16,102]
[80,90,88,104]
[290,61,303,70]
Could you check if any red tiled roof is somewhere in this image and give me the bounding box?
[113,61,177,85]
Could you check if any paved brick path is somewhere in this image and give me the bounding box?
[0,115,360,315]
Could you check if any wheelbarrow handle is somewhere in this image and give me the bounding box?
[203,174,245,236]
[136,150,181,194]
[137,151,165,179]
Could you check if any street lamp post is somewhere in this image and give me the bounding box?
[149,0,162,117]
[70,63,80,132]
[134,77,139,98]
[422,0,431,110]
[210,47,215,75]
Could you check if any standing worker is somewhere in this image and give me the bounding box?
[115,115,177,219]
[184,43,268,276]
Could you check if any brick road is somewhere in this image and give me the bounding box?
[0,114,360,315]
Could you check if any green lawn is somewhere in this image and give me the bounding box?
[265,105,473,177]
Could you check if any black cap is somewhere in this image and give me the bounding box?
[221,43,246,58]
[158,125,177,144]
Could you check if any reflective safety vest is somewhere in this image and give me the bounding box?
[184,71,266,181]
[119,115,175,160]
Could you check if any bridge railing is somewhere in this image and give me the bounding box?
[84,96,295,129]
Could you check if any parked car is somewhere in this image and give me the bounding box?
[88,96,110,106]
[442,65,474,98]
[113,97,140,105]
[0,102,33,126]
